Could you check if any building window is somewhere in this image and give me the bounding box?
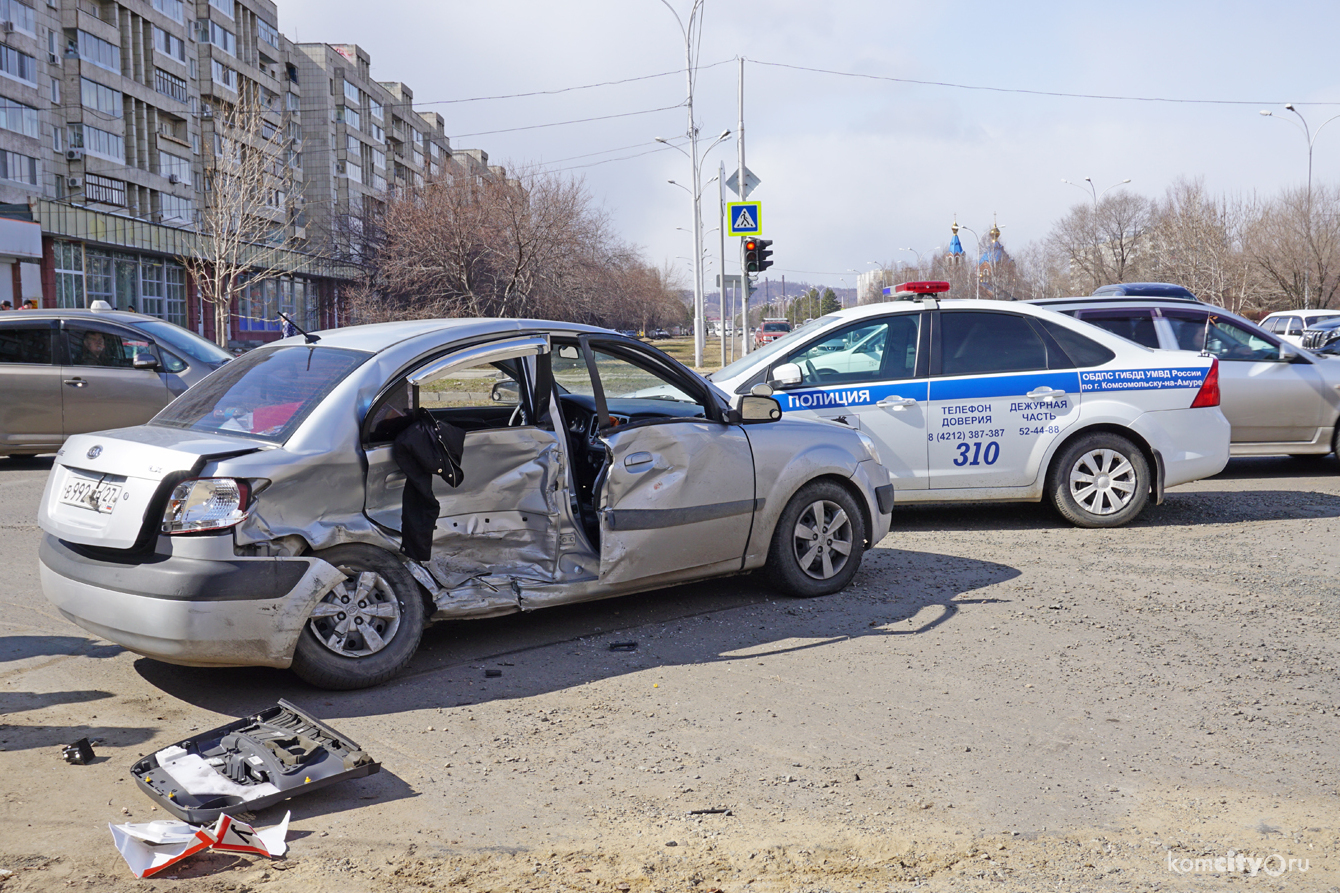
[211,60,235,90]
[369,98,382,121]
[0,96,39,138]
[151,0,183,23]
[159,192,193,223]
[0,0,35,35]
[84,173,126,205]
[208,0,234,18]
[286,91,299,112]
[75,31,120,74]
[52,123,62,151]
[152,26,186,63]
[343,79,360,105]
[257,17,279,48]
[345,161,362,184]
[79,77,122,118]
[140,259,164,318]
[165,263,185,326]
[337,105,359,132]
[84,250,112,306]
[0,148,38,186]
[370,147,385,170]
[369,121,383,143]
[208,21,235,56]
[71,124,124,162]
[346,133,359,154]
[158,150,190,186]
[0,45,36,84]
[54,242,85,309]
[154,68,187,102]
[48,77,57,103]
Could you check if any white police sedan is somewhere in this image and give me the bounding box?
[710,282,1231,527]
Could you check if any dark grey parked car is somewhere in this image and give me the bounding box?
[0,308,232,458]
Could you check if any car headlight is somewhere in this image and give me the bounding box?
[855,431,883,466]
[162,478,251,534]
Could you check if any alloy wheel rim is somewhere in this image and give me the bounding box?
[1069,448,1136,516]
[791,499,854,580]
[309,569,402,658]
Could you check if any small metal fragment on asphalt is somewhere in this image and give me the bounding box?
[609,641,638,651]
[665,840,678,846]
[485,669,502,677]
[688,808,731,815]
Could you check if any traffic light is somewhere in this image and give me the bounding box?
[744,237,774,272]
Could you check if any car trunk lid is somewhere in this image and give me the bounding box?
[39,427,263,550]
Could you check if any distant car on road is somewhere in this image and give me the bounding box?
[1301,317,1340,353]
[37,319,892,689]
[0,308,232,458]
[1033,289,1340,459]
[754,319,792,348]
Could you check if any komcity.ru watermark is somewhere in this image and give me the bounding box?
[1166,849,1311,876]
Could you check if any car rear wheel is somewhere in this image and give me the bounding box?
[292,544,426,690]
[1047,432,1150,528]
[766,480,866,597]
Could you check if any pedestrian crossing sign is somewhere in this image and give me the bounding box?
[727,201,762,236]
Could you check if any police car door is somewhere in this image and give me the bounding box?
[772,312,929,489]
[928,309,1080,489]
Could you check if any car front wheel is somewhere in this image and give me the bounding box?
[766,480,867,597]
[291,544,426,690]
[1047,432,1150,528]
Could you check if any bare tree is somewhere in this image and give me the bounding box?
[1045,192,1153,293]
[1243,185,1340,311]
[1143,178,1265,313]
[180,95,305,347]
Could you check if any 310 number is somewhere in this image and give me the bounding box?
[953,441,999,467]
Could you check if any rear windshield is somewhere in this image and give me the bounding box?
[152,345,368,442]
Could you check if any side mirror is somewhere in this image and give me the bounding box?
[1279,344,1303,363]
[132,351,160,370]
[770,362,803,389]
[738,394,783,423]
[491,379,520,402]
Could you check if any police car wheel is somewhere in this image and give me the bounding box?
[292,544,426,690]
[1047,433,1149,528]
[766,480,866,597]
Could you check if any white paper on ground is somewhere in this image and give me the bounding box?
[109,810,291,878]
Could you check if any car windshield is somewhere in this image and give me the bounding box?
[136,319,234,366]
[762,322,790,332]
[152,345,368,441]
[710,315,840,381]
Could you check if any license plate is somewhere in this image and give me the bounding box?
[59,476,122,514]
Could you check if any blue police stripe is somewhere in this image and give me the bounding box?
[929,372,1080,401]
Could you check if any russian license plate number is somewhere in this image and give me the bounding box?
[59,476,121,514]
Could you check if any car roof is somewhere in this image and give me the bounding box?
[1089,282,1199,299]
[279,317,619,355]
[1030,294,1207,308]
[6,308,165,324]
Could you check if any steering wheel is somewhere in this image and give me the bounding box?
[508,403,527,426]
[803,359,820,383]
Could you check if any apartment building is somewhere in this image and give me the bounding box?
[0,0,476,345]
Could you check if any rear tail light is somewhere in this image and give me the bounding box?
[162,478,251,534]
[1190,358,1220,408]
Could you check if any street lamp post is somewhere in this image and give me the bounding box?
[1061,177,1131,209]
[1261,104,1340,308]
[956,224,982,299]
[661,130,729,363]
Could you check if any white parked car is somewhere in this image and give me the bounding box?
[710,283,1231,528]
[1259,309,1340,346]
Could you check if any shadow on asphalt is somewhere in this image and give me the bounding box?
[1211,455,1338,480]
[0,455,54,472]
[133,546,1020,724]
[0,634,124,662]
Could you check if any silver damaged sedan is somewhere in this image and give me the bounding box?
[37,320,894,689]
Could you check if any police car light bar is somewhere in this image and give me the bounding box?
[895,281,950,295]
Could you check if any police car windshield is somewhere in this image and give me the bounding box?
[710,315,840,381]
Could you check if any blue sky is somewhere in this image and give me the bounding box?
[282,0,1340,290]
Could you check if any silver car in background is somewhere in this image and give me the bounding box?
[37,319,893,689]
[0,308,232,458]
[1032,293,1340,458]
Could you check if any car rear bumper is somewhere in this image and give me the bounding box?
[39,534,346,668]
[1131,406,1231,488]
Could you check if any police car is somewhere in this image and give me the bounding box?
[709,282,1231,527]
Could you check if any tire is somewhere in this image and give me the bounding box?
[765,480,867,597]
[1047,432,1150,528]
[291,544,426,690]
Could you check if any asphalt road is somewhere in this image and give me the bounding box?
[1,454,1337,891]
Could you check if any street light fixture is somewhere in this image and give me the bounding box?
[1061,177,1131,209]
[956,224,982,299]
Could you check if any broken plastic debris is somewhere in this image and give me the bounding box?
[62,737,95,765]
[608,641,638,652]
[484,668,502,677]
[110,811,290,878]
